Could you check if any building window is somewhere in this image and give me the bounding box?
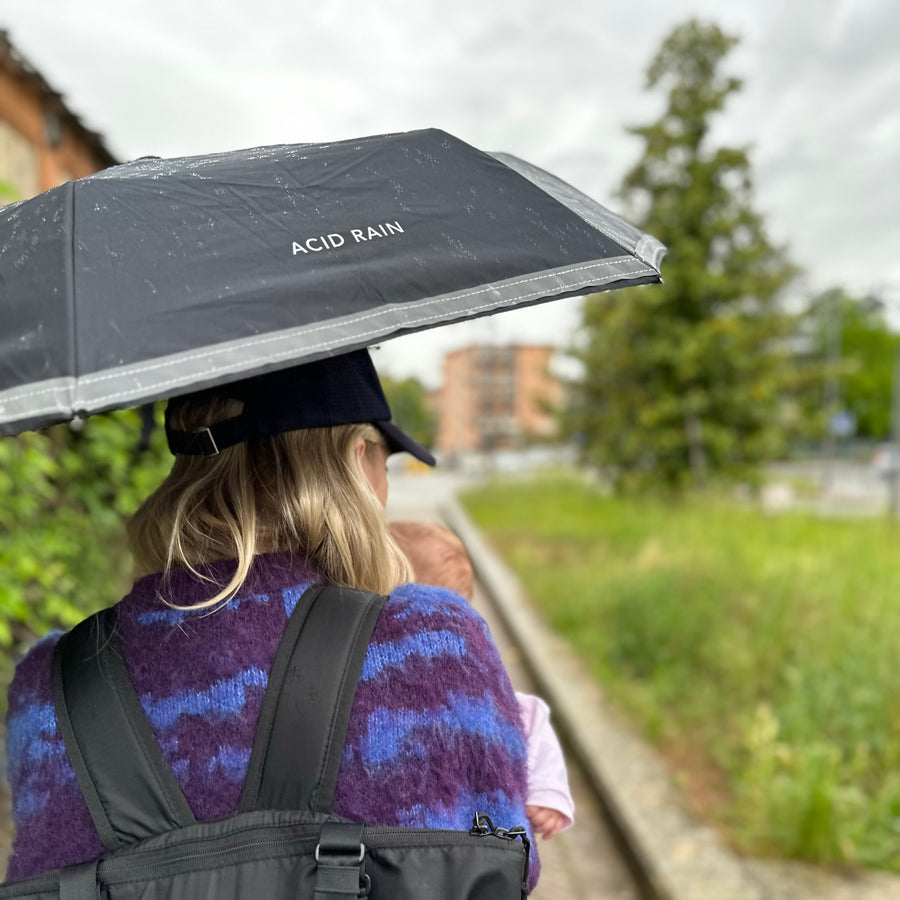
[44,107,63,149]
[0,120,39,200]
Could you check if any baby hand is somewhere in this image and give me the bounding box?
[526,805,567,840]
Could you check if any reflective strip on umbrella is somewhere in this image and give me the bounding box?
[0,128,664,437]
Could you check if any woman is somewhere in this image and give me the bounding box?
[4,349,536,888]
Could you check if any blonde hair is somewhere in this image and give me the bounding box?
[128,394,413,609]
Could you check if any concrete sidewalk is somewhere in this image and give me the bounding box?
[386,473,900,900]
[388,480,640,899]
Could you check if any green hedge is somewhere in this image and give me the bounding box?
[0,409,171,660]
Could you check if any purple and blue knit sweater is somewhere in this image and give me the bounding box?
[5,552,536,887]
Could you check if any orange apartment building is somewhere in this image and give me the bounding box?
[434,344,563,458]
[0,30,116,203]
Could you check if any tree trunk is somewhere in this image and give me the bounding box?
[684,412,708,486]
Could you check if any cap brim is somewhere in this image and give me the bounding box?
[375,421,436,466]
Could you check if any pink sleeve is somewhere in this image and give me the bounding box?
[516,692,575,828]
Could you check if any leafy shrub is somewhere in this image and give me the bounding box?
[0,408,171,658]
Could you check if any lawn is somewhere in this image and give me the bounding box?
[460,473,900,871]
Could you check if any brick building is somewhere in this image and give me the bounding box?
[434,344,563,458]
[0,30,116,203]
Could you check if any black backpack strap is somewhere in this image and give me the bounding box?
[240,584,387,813]
[314,821,368,899]
[59,860,99,900]
[51,608,197,851]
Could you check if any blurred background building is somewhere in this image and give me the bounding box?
[433,344,563,459]
[0,30,114,202]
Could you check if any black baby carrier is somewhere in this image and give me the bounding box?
[0,585,530,899]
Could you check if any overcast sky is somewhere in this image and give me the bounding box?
[3,0,899,386]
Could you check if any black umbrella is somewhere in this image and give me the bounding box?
[0,128,664,437]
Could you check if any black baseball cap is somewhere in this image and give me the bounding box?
[165,349,435,465]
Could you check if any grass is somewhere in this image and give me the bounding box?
[460,472,900,872]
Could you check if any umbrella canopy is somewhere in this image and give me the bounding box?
[0,128,664,438]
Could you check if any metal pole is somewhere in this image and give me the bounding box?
[821,291,843,490]
[889,346,900,517]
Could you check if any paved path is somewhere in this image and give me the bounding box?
[471,578,640,900]
[387,472,640,900]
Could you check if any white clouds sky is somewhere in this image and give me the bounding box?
[2,0,899,384]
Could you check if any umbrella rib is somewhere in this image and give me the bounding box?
[65,180,79,408]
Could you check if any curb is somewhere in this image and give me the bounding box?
[442,496,769,900]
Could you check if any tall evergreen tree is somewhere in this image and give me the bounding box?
[572,19,798,490]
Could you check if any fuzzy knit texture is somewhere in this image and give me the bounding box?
[5,551,536,888]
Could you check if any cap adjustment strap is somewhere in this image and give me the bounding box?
[166,416,250,456]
